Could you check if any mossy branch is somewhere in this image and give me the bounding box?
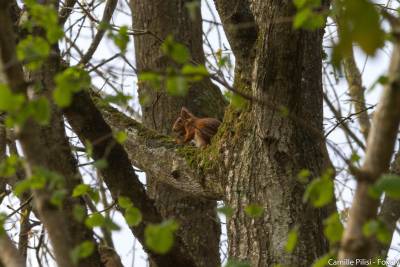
[93,93,224,200]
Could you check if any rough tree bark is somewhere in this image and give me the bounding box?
[129,0,331,266]
[129,1,226,266]
[212,1,331,265]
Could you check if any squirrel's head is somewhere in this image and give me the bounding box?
[172,117,184,133]
[181,107,195,120]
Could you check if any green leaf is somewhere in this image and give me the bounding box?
[50,189,67,207]
[224,259,251,267]
[224,91,247,110]
[118,196,133,209]
[161,35,190,64]
[87,189,100,203]
[72,184,91,197]
[125,207,142,226]
[103,92,132,106]
[28,97,50,125]
[363,220,391,244]
[312,253,333,267]
[293,0,324,30]
[373,174,400,199]
[323,213,343,245]
[85,141,93,158]
[70,241,95,264]
[103,217,121,231]
[294,9,325,30]
[16,36,50,70]
[217,205,234,218]
[114,131,128,144]
[73,205,86,222]
[334,0,384,56]
[297,169,311,183]
[350,153,361,163]
[0,84,25,112]
[23,1,63,43]
[181,64,209,80]
[303,171,334,207]
[112,26,129,52]
[145,220,179,254]
[285,226,298,253]
[166,76,188,96]
[93,159,108,169]
[138,72,163,89]
[14,168,52,196]
[0,154,21,177]
[85,213,105,228]
[294,0,308,8]
[54,67,91,107]
[244,204,264,218]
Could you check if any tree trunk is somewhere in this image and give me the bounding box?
[129,0,226,266]
[215,1,331,266]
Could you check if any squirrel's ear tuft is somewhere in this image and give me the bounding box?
[181,107,193,119]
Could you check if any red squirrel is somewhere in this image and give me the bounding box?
[172,107,221,148]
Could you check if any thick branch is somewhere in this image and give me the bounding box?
[343,50,371,140]
[334,15,371,141]
[214,0,257,66]
[101,101,223,199]
[339,44,400,262]
[67,91,223,200]
[375,153,400,257]
[64,91,204,267]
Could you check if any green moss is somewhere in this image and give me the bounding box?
[176,142,220,173]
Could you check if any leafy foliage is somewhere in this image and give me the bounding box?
[145,220,179,254]
[85,213,120,231]
[285,226,299,253]
[293,0,325,30]
[161,35,190,64]
[224,259,251,267]
[303,169,334,207]
[0,154,21,177]
[72,184,100,203]
[109,26,130,52]
[323,212,343,245]
[224,91,248,110]
[363,220,391,244]
[54,67,91,107]
[14,168,65,198]
[217,205,234,218]
[332,0,385,64]
[70,241,95,264]
[138,36,210,97]
[23,0,64,43]
[0,85,51,126]
[371,174,400,199]
[311,253,333,267]
[118,196,142,227]
[16,36,51,70]
[297,169,311,184]
[244,204,264,218]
